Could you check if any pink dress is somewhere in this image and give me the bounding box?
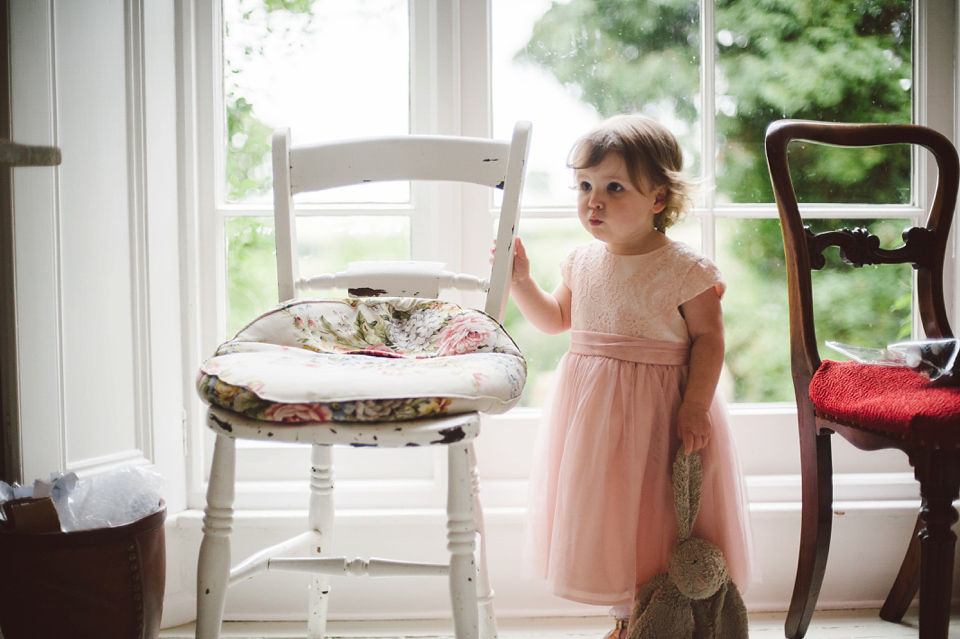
[523,240,756,606]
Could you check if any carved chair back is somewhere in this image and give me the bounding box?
[765,120,958,390]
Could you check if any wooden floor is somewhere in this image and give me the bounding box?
[160,608,960,638]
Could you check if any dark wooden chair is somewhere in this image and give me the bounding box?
[765,120,960,639]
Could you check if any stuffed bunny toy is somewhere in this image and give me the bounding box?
[627,449,748,639]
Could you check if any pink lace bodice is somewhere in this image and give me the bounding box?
[561,240,725,343]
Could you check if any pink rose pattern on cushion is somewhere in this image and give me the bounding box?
[264,403,333,423]
[435,314,493,356]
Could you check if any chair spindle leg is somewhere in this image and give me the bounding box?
[307,444,335,639]
[197,434,237,639]
[470,443,497,639]
[448,442,480,639]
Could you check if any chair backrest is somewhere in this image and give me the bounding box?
[765,120,959,383]
[271,122,532,322]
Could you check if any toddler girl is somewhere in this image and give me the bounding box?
[511,114,755,637]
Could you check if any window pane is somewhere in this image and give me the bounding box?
[225,215,410,336]
[718,217,913,403]
[225,216,278,336]
[666,216,703,254]
[223,0,410,204]
[296,215,410,278]
[715,0,912,203]
[491,0,598,207]
[787,142,911,205]
[492,0,701,207]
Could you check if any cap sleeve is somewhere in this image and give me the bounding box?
[679,256,726,304]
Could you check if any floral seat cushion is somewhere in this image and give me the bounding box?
[197,298,526,423]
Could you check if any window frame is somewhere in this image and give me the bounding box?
[185,0,959,512]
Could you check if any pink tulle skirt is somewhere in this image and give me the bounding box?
[522,330,756,606]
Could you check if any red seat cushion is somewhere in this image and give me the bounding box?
[809,360,960,449]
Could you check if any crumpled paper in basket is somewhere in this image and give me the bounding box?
[0,466,164,531]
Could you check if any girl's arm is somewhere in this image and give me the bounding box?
[509,237,571,335]
[678,287,725,454]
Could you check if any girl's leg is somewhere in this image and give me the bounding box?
[602,618,628,639]
[603,604,631,639]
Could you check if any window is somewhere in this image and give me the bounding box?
[178,0,958,620]
[194,0,955,513]
[492,0,917,406]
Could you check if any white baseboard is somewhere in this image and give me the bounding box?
[160,500,960,628]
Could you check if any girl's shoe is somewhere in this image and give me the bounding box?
[602,618,628,639]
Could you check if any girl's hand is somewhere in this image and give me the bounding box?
[497,236,571,335]
[492,237,532,287]
[509,237,532,287]
[677,400,712,454]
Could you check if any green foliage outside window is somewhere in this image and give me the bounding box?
[223,0,317,335]
[226,97,273,202]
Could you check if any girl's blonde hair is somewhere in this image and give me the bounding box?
[568,114,695,232]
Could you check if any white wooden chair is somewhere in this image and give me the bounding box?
[194,122,532,639]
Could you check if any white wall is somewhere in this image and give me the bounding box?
[166,503,959,622]
[7,0,186,517]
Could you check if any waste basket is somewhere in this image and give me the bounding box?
[0,501,166,638]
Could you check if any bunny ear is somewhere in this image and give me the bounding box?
[672,449,691,540]
[673,449,704,540]
[688,450,703,527]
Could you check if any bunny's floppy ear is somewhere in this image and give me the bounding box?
[673,449,703,541]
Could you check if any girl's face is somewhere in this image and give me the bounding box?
[574,152,667,255]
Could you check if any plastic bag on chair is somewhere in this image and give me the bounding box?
[826,338,960,386]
